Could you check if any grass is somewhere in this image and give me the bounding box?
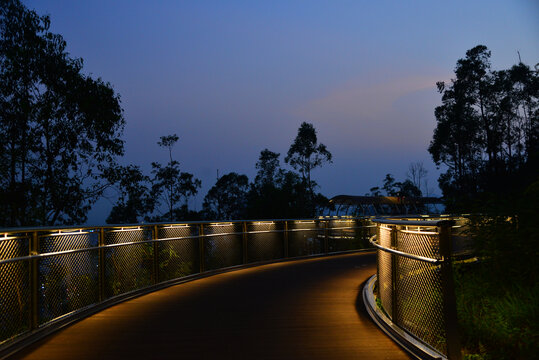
[454,181,539,359]
[454,260,538,359]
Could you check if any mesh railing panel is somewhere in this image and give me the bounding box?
[395,256,447,354]
[158,225,197,240]
[377,226,393,318]
[289,220,319,230]
[374,219,467,358]
[246,222,284,263]
[1,235,29,259]
[158,225,200,281]
[39,231,98,253]
[0,259,30,343]
[0,218,372,347]
[104,228,149,245]
[104,228,154,297]
[37,231,99,322]
[1,235,30,343]
[203,223,242,270]
[38,251,99,323]
[288,221,323,257]
[158,239,199,281]
[246,232,284,263]
[452,219,473,256]
[104,242,154,297]
[397,230,440,260]
[327,220,370,252]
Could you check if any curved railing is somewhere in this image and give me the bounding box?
[0,217,374,354]
[368,216,469,360]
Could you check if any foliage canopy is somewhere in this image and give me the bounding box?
[0,0,125,226]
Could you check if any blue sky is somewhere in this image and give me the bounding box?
[24,0,539,223]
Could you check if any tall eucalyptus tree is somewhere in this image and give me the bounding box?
[0,0,125,226]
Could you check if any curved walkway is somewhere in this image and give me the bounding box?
[11,252,411,360]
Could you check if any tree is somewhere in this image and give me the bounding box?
[370,174,422,198]
[151,134,201,222]
[285,122,332,204]
[247,149,283,218]
[398,179,422,198]
[429,45,538,208]
[368,187,382,197]
[382,174,398,196]
[105,165,153,224]
[0,0,125,226]
[407,161,428,194]
[246,149,316,218]
[203,172,249,220]
[254,149,281,188]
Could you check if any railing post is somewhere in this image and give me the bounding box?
[283,221,289,258]
[99,228,105,301]
[199,224,205,273]
[29,231,39,330]
[390,225,398,322]
[324,220,329,254]
[439,224,461,360]
[242,222,248,264]
[153,225,159,284]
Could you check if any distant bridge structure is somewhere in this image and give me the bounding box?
[327,195,444,216]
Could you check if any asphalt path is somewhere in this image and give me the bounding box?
[12,252,411,360]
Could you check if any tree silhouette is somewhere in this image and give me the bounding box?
[203,172,249,220]
[370,174,421,198]
[151,134,201,222]
[407,161,428,194]
[382,174,398,196]
[105,165,153,224]
[254,149,282,188]
[285,122,332,206]
[0,0,125,226]
[429,45,538,208]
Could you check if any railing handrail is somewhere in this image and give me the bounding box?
[0,224,371,265]
[372,217,455,227]
[371,215,463,360]
[368,235,442,264]
[0,216,376,357]
[0,216,367,233]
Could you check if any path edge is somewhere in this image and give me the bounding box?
[362,274,447,360]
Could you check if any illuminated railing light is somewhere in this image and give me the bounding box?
[252,221,275,226]
[210,223,233,227]
[295,220,315,224]
[109,227,143,232]
[49,229,88,237]
[163,224,189,229]
[1,233,18,241]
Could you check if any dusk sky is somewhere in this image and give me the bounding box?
[25,0,539,223]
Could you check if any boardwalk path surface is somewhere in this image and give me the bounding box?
[13,252,411,360]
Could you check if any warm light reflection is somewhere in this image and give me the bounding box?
[109,226,142,232]
[163,224,189,229]
[210,223,233,227]
[50,229,87,236]
[252,221,275,226]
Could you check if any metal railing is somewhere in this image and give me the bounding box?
[370,216,469,360]
[0,217,374,350]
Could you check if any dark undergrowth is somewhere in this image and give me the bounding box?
[454,181,539,359]
[454,261,538,359]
